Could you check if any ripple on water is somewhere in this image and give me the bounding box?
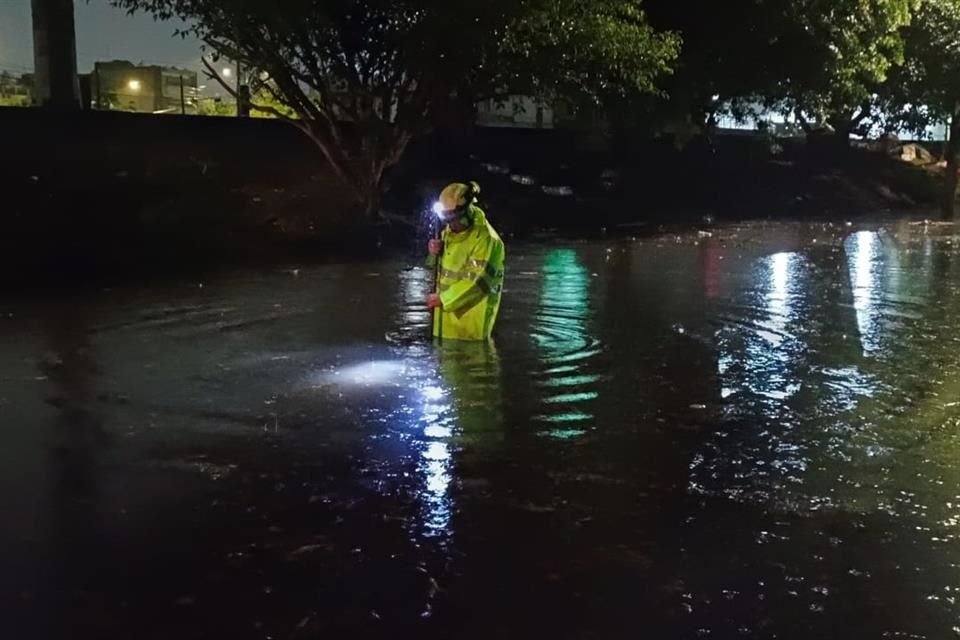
[527,248,606,429]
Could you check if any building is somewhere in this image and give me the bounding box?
[476,95,557,129]
[92,60,199,114]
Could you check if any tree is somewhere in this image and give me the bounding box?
[763,0,917,143]
[887,0,960,219]
[112,0,679,216]
[194,96,235,116]
[641,0,918,145]
[192,89,295,118]
[643,0,781,135]
[0,95,30,107]
[0,72,32,107]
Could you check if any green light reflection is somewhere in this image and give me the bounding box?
[543,392,600,404]
[532,249,600,427]
[537,428,590,440]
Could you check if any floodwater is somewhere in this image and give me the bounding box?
[3,220,960,639]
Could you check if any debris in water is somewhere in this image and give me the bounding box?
[518,502,557,513]
[287,542,334,560]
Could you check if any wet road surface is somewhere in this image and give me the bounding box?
[3,220,960,638]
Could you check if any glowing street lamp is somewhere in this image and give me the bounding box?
[128,79,141,91]
[221,67,233,78]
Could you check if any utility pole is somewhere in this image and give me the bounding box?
[179,75,186,114]
[236,59,248,117]
[31,0,80,109]
[94,67,102,109]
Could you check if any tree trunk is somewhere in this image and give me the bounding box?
[827,116,853,148]
[308,129,412,219]
[794,108,812,134]
[832,127,853,147]
[828,105,869,149]
[942,104,960,221]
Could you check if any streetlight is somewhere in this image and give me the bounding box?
[221,67,232,78]
[128,79,141,91]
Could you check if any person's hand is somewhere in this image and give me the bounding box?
[428,239,444,257]
[426,293,443,310]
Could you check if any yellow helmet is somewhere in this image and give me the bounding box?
[438,181,480,213]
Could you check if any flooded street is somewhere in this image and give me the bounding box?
[4,220,960,639]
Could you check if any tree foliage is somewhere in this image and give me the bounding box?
[0,71,31,107]
[113,0,679,214]
[752,0,915,137]
[888,0,960,131]
[644,1,780,128]
[887,0,960,218]
[642,0,916,139]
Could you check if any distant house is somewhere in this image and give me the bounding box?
[476,95,559,129]
[92,60,199,114]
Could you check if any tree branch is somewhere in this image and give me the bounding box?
[793,106,812,133]
[201,55,239,100]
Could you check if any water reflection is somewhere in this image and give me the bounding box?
[420,438,453,535]
[532,249,600,430]
[848,231,882,355]
[700,236,727,299]
[9,223,960,638]
[39,302,106,638]
[695,227,951,517]
[412,371,455,537]
[722,251,805,404]
[767,252,794,333]
[392,267,433,343]
[696,251,810,503]
[420,341,503,537]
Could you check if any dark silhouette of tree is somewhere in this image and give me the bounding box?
[886,0,960,219]
[113,0,680,216]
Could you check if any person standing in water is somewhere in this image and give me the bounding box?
[427,182,505,341]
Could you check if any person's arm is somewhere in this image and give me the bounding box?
[439,236,503,315]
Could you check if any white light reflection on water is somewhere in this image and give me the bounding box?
[422,385,445,402]
[763,252,802,399]
[695,250,809,503]
[848,231,881,355]
[317,360,407,387]
[738,252,803,401]
[768,252,794,332]
[418,380,454,537]
[315,354,456,537]
[420,437,453,535]
[402,267,431,320]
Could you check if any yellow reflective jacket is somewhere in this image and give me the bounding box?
[428,207,505,341]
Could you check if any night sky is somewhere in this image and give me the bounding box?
[0,0,200,74]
